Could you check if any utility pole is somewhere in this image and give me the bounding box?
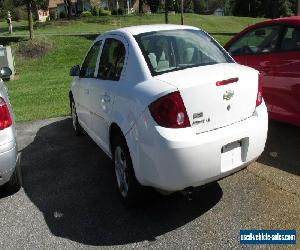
[165,0,168,24]
[180,0,184,25]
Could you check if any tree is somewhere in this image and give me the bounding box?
[14,0,48,39]
[0,0,18,19]
[145,0,160,13]
[64,0,73,18]
[184,0,193,13]
[139,0,143,13]
[229,0,295,18]
[90,0,99,8]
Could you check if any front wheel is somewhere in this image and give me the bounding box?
[112,135,144,207]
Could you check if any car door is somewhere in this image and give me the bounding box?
[75,41,102,130]
[268,25,300,124]
[227,25,282,113]
[89,36,128,154]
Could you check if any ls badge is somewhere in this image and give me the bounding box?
[223,90,234,101]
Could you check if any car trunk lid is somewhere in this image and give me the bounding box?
[155,63,259,133]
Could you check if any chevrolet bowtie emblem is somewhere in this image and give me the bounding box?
[223,90,234,101]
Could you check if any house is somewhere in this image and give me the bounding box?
[37,9,50,22]
[100,0,150,14]
[39,0,91,20]
[213,8,224,16]
[100,0,129,11]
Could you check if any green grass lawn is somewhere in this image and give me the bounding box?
[1,14,263,122]
[6,36,93,121]
[0,14,263,36]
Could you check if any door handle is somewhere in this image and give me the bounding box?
[103,94,111,103]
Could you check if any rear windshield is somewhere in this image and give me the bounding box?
[135,29,233,76]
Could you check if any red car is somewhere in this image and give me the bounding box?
[224,16,300,126]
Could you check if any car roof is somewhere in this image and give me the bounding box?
[224,16,300,48]
[256,16,300,26]
[108,24,200,36]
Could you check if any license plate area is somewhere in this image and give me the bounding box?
[221,140,244,173]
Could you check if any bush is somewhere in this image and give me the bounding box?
[91,6,99,16]
[59,12,67,19]
[111,8,124,15]
[16,37,53,59]
[49,11,56,20]
[14,7,27,21]
[99,10,111,16]
[148,0,160,13]
[81,11,93,17]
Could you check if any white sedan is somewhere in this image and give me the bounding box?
[69,25,268,206]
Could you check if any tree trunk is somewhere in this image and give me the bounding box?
[27,0,33,40]
[68,4,72,19]
[139,0,143,14]
[64,0,72,19]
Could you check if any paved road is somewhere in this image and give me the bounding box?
[0,117,299,249]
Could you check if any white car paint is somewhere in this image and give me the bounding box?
[70,24,268,192]
[0,78,20,186]
[126,102,267,191]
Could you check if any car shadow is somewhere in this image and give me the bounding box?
[19,118,223,246]
[257,120,300,176]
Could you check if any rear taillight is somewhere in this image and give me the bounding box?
[149,91,190,128]
[0,97,12,130]
[256,74,263,107]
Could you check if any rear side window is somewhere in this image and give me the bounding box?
[228,25,281,55]
[135,29,232,76]
[80,41,102,78]
[280,26,300,51]
[98,38,125,81]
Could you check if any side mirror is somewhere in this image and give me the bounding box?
[0,67,12,79]
[70,65,80,77]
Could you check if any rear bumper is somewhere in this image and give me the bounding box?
[126,102,268,192]
[0,140,20,186]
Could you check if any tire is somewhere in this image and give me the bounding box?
[4,162,22,195]
[70,98,84,136]
[112,134,144,207]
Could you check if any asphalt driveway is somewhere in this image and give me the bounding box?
[0,117,299,249]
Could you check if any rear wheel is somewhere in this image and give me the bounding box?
[71,99,83,136]
[112,134,144,207]
[4,162,22,195]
